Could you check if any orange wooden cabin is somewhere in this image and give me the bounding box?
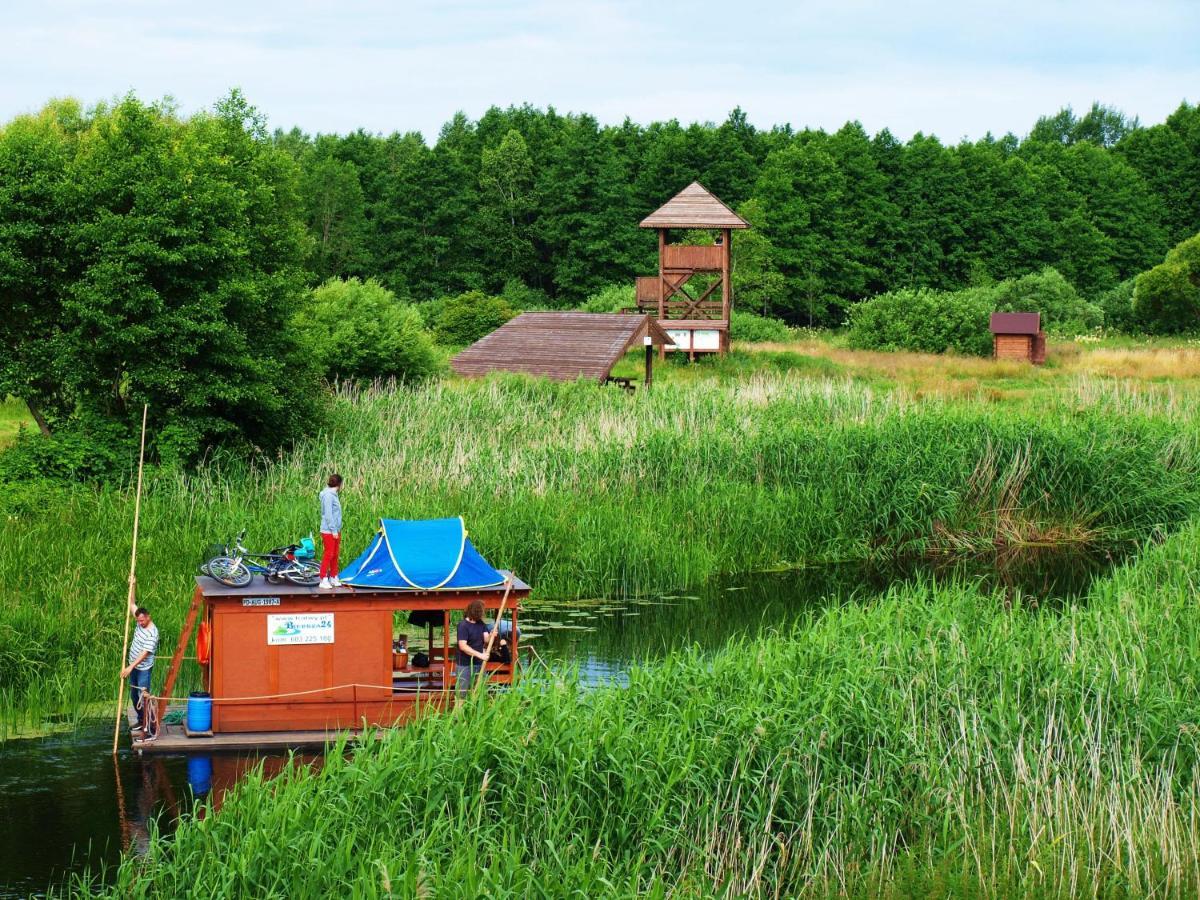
[633,182,750,358]
[990,312,1046,364]
[143,575,530,751]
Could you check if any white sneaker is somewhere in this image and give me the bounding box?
[318,577,332,590]
[331,577,343,587]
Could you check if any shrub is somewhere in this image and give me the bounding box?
[847,287,994,356]
[730,310,794,343]
[580,283,635,314]
[433,291,518,345]
[291,277,440,382]
[500,278,551,311]
[1098,279,1137,332]
[1133,232,1200,334]
[990,267,1102,333]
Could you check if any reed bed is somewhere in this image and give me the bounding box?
[79,516,1200,898]
[3,374,1200,732]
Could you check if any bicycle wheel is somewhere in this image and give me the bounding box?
[284,561,321,586]
[206,556,252,588]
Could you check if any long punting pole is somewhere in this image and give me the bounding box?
[111,404,149,755]
[477,575,515,691]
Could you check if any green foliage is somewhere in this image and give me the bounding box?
[846,287,994,356]
[0,92,317,468]
[731,198,786,317]
[432,290,517,345]
[1133,232,1200,334]
[580,283,634,313]
[291,278,439,382]
[730,309,793,343]
[990,267,1102,333]
[1099,278,1138,332]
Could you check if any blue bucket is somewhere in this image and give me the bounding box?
[186,691,212,733]
[187,755,213,795]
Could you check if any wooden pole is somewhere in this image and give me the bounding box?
[657,228,666,362]
[477,575,515,692]
[644,335,653,389]
[112,404,149,755]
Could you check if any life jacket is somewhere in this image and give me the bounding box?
[196,620,212,665]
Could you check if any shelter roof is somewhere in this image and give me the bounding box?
[451,312,673,383]
[195,573,530,599]
[989,312,1041,335]
[639,181,749,229]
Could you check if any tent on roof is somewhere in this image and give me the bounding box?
[340,517,507,590]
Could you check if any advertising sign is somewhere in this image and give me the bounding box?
[267,613,334,645]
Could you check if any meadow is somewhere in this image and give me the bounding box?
[80,513,1200,898]
[5,340,1200,734]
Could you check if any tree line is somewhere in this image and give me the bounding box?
[285,100,1200,324]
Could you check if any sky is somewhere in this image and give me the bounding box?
[2,0,1197,142]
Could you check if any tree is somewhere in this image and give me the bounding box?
[292,278,439,382]
[754,140,850,325]
[1133,231,1200,334]
[731,199,785,316]
[479,129,536,284]
[300,140,368,280]
[433,290,517,345]
[0,92,317,468]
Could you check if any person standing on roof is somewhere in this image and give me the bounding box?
[318,473,343,590]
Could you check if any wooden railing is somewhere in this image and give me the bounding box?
[662,244,724,271]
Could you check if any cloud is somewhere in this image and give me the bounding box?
[1,0,1195,141]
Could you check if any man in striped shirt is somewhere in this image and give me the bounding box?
[120,599,159,738]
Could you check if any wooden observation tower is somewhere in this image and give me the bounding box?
[635,182,749,357]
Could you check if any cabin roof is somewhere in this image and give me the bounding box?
[451,312,673,383]
[195,572,530,600]
[639,181,750,230]
[989,312,1041,335]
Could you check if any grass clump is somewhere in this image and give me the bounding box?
[85,518,1200,898]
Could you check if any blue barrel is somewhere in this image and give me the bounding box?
[186,691,212,733]
[187,755,213,795]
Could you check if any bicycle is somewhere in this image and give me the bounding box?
[201,530,321,588]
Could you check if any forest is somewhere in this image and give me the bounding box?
[2,92,1199,470]
[285,99,1200,319]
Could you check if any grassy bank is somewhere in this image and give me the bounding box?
[81,515,1200,898]
[0,396,34,448]
[4,375,1200,732]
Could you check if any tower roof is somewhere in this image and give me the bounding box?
[639,181,749,229]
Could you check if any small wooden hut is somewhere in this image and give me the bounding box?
[635,182,749,358]
[990,312,1046,364]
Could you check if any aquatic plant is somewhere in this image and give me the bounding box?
[80,517,1200,898]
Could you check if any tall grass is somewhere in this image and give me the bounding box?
[3,374,1200,731]
[80,516,1200,898]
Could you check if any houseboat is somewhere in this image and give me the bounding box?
[132,518,530,753]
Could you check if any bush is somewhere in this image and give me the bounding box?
[433,290,518,345]
[990,267,1102,333]
[291,277,440,382]
[1098,279,1137,332]
[580,283,635,314]
[730,310,794,343]
[1133,232,1200,334]
[0,415,136,483]
[500,278,551,311]
[847,287,994,356]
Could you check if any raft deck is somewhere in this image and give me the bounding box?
[128,704,360,753]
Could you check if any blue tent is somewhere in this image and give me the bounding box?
[339,517,508,590]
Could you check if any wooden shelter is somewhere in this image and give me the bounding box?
[990,312,1046,364]
[635,182,750,358]
[135,575,530,753]
[451,312,673,388]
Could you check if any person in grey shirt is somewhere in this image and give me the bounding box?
[318,473,344,589]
